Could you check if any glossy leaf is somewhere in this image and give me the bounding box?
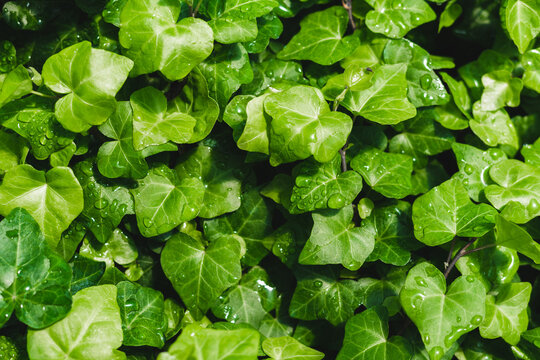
[503,0,540,53]
[0,129,28,175]
[0,65,32,107]
[494,215,540,264]
[263,336,324,360]
[470,103,519,151]
[480,70,523,111]
[522,48,540,93]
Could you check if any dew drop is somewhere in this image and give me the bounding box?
[420,75,432,90]
[143,218,154,227]
[464,165,474,175]
[415,276,427,287]
[470,315,483,325]
[465,275,475,283]
[313,280,323,288]
[327,194,345,209]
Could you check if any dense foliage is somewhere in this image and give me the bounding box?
[0,0,539,359]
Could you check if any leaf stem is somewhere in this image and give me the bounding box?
[461,243,497,257]
[443,240,475,278]
[341,0,356,30]
[444,238,456,269]
[192,0,203,17]
[30,90,56,99]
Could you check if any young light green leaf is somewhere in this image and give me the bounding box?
[341,64,417,125]
[119,0,213,80]
[130,87,196,151]
[97,101,148,179]
[440,72,471,119]
[157,324,259,360]
[299,205,376,271]
[289,155,363,214]
[485,160,540,223]
[263,336,324,360]
[480,282,532,345]
[0,129,27,175]
[400,262,486,360]
[204,188,273,266]
[350,147,413,199]
[522,137,540,166]
[264,85,352,165]
[0,208,72,329]
[522,48,540,93]
[278,6,359,66]
[337,306,412,360]
[27,285,125,360]
[494,215,540,264]
[42,41,133,132]
[241,57,304,96]
[0,164,83,247]
[365,0,436,38]
[470,102,519,150]
[131,165,204,237]
[503,0,540,53]
[117,281,167,348]
[0,65,32,107]
[237,93,270,154]
[438,0,462,32]
[161,233,243,320]
[243,13,283,53]
[412,178,498,246]
[522,328,540,348]
[480,70,523,111]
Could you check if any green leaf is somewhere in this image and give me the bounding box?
[522,48,540,93]
[0,40,16,73]
[263,336,324,360]
[412,178,498,246]
[0,164,83,247]
[350,147,413,199]
[264,85,352,165]
[131,165,204,237]
[236,93,270,154]
[212,266,276,328]
[522,328,540,348]
[452,143,507,202]
[289,155,363,214]
[357,267,408,316]
[0,65,32,107]
[470,102,519,152]
[0,96,76,160]
[522,137,540,166]
[42,41,133,132]
[337,306,412,360]
[69,255,106,294]
[198,43,253,110]
[241,57,304,96]
[130,87,196,151]
[0,129,28,175]
[0,208,72,329]
[440,72,472,119]
[494,215,540,264]
[278,6,359,66]
[400,262,486,360]
[97,101,148,179]
[164,298,184,340]
[157,324,259,360]
[160,232,243,319]
[438,0,462,32]
[485,159,540,223]
[80,228,138,267]
[204,188,273,265]
[27,285,125,360]
[479,70,523,111]
[383,39,449,107]
[299,205,375,271]
[289,266,360,325]
[119,0,213,80]
[503,0,540,53]
[341,64,417,125]
[365,0,436,38]
[175,140,242,218]
[244,13,283,53]
[480,282,532,345]
[74,160,134,243]
[117,281,166,348]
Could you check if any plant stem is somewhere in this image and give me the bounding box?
[339,146,348,172]
[192,0,202,17]
[461,243,497,257]
[30,90,56,99]
[341,0,356,30]
[444,238,456,269]
[443,240,475,278]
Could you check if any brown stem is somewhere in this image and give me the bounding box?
[444,238,456,269]
[339,147,347,172]
[443,240,475,278]
[461,243,497,257]
[341,0,356,30]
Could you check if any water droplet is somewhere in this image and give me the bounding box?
[464,165,474,175]
[143,218,154,227]
[313,280,323,288]
[466,275,475,283]
[528,199,539,213]
[39,135,47,145]
[327,194,345,209]
[470,315,483,325]
[456,316,462,323]
[423,334,430,344]
[420,75,432,90]
[415,276,427,287]
[94,199,108,210]
[429,347,443,360]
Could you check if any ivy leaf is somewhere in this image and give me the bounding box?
[204,188,273,266]
[452,143,507,202]
[438,0,462,32]
[440,72,472,119]
[241,57,304,96]
[264,85,352,165]
[198,43,253,110]
[27,285,125,360]
[175,140,243,218]
[0,129,27,175]
[212,266,277,328]
[160,232,243,320]
[480,282,532,345]
[119,0,213,80]
[337,306,412,360]
[383,39,449,107]
[0,208,72,329]
[299,205,375,271]
[522,48,540,93]
[357,267,408,316]
[400,262,486,360]
[341,64,417,125]
[365,0,436,38]
[289,155,363,214]
[480,70,523,111]
[412,178,498,246]
[0,65,32,107]
[158,324,259,360]
[522,137,540,166]
[244,13,283,53]
[117,281,167,348]
[131,165,204,237]
[278,6,359,66]
[0,164,83,247]
[236,93,270,154]
[263,336,324,360]
[494,215,540,264]
[42,41,133,132]
[485,159,540,223]
[69,255,106,295]
[470,102,519,150]
[522,328,540,348]
[0,96,76,160]
[97,101,148,179]
[130,86,196,151]
[503,0,540,53]
[350,147,413,199]
[289,266,360,325]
